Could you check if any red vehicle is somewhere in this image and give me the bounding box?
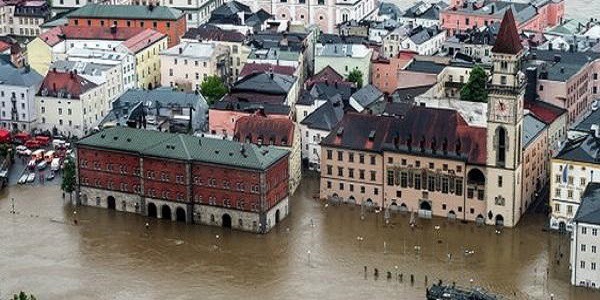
[0,129,10,143]
[13,132,30,144]
[35,136,51,146]
[24,139,41,149]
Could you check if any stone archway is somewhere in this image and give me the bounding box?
[420,201,432,210]
[448,210,457,220]
[222,213,232,228]
[147,202,157,218]
[476,214,485,225]
[275,209,280,224]
[495,214,504,226]
[176,207,186,222]
[161,205,172,220]
[107,196,116,210]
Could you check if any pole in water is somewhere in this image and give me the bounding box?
[425,275,428,285]
[410,274,414,284]
[400,273,403,282]
[11,198,15,214]
[374,268,379,277]
[387,271,392,279]
[145,222,150,230]
[364,266,367,273]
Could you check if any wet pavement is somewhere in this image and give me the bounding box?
[0,175,599,299]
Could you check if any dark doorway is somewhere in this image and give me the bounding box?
[495,214,505,226]
[161,205,172,220]
[148,203,157,218]
[107,196,116,210]
[559,222,567,232]
[176,207,186,222]
[420,201,432,211]
[275,209,280,224]
[222,214,232,228]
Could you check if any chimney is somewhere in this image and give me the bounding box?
[591,124,600,139]
[548,42,553,51]
[560,67,565,73]
[148,4,154,11]
[69,71,74,78]
[179,47,183,54]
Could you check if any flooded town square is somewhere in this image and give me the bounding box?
[0,176,598,299]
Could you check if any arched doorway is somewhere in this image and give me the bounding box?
[420,201,432,210]
[176,207,186,222]
[275,209,280,224]
[559,221,567,232]
[495,214,504,226]
[448,210,457,220]
[147,203,157,218]
[348,196,356,205]
[476,214,485,225]
[419,201,432,219]
[161,205,172,220]
[107,196,116,210]
[467,168,486,185]
[222,214,232,228]
[366,199,374,206]
[400,203,408,213]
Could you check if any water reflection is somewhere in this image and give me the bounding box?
[0,178,599,299]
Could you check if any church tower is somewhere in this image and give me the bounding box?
[485,9,526,227]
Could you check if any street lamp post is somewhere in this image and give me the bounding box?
[10,197,15,214]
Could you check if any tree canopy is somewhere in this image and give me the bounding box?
[61,158,76,196]
[347,69,363,89]
[13,292,36,300]
[460,65,488,103]
[200,75,228,105]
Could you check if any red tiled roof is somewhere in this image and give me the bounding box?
[239,63,296,78]
[233,114,295,146]
[492,9,524,55]
[39,26,146,47]
[37,70,98,99]
[305,66,354,89]
[121,28,166,53]
[525,100,566,124]
[323,107,487,165]
[0,40,10,52]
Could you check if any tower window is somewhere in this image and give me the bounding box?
[497,127,506,166]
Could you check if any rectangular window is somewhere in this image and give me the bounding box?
[581,177,587,186]
[374,188,379,195]
[555,175,561,183]
[582,227,587,234]
[348,168,354,179]
[456,179,463,196]
[498,176,503,187]
[349,153,354,163]
[581,261,585,269]
[554,203,560,212]
[370,156,376,165]
[327,150,332,160]
[387,170,394,186]
[555,188,561,197]
[429,163,434,169]
[360,186,365,194]
[428,175,435,192]
[370,171,376,181]
[400,172,408,188]
[327,181,331,188]
[337,167,343,177]
[359,154,365,164]
[326,165,332,175]
[359,170,365,180]
[337,151,343,161]
[442,177,449,193]
[414,174,421,190]
[593,229,598,236]
[339,183,344,190]
[581,244,587,252]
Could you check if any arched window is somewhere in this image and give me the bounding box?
[497,127,507,166]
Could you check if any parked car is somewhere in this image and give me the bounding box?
[26,172,35,183]
[51,158,61,172]
[37,161,47,170]
[18,173,28,184]
[46,171,55,181]
[27,159,37,170]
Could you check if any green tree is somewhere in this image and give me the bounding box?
[13,291,36,300]
[61,158,76,200]
[200,75,228,105]
[460,65,488,103]
[347,69,363,89]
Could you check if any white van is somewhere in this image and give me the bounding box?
[51,157,61,172]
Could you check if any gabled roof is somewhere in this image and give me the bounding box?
[234,115,295,147]
[524,100,566,124]
[522,114,547,147]
[555,134,600,164]
[121,29,166,54]
[39,25,146,47]
[232,72,296,95]
[37,70,98,99]
[239,63,295,78]
[492,9,523,55]
[78,127,289,170]
[573,182,600,225]
[350,84,384,108]
[68,4,183,20]
[211,100,290,115]
[300,98,345,131]
[183,24,246,42]
[321,113,395,153]
[0,64,43,87]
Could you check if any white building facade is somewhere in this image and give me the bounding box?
[0,65,43,131]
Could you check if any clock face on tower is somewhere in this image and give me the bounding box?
[495,100,509,120]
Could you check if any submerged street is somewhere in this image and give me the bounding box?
[0,176,598,299]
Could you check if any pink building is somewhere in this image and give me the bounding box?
[371,51,416,94]
[208,103,291,138]
[525,50,600,126]
[442,0,564,35]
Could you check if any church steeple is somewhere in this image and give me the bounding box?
[491,8,523,55]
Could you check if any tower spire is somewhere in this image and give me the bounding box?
[492,8,523,55]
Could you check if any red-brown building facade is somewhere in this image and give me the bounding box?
[76,127,290,233]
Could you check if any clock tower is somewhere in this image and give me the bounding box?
[485,8,525,227]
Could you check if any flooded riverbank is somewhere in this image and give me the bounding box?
[0,177,599,299]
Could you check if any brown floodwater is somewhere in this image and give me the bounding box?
[0,176,599,300]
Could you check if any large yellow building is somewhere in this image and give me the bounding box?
[118,29,167,90]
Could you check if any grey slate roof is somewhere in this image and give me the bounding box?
[525,50,600,82]
[573,182,600,225]
[0,64,43,87]
[50,60,110,77]
[351,84,383,108]
[402,1,446,20]
[574,109,600,133]
[556,135,600,164]
[69,4,183,20]
[211,100,290,115]
[378,2,402,20]
[522,114,547,147]
[405,60,446,74]
[232,72,296,95]
[116,88,206,109]
[300,98,344,131]
[77,127,288,170]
